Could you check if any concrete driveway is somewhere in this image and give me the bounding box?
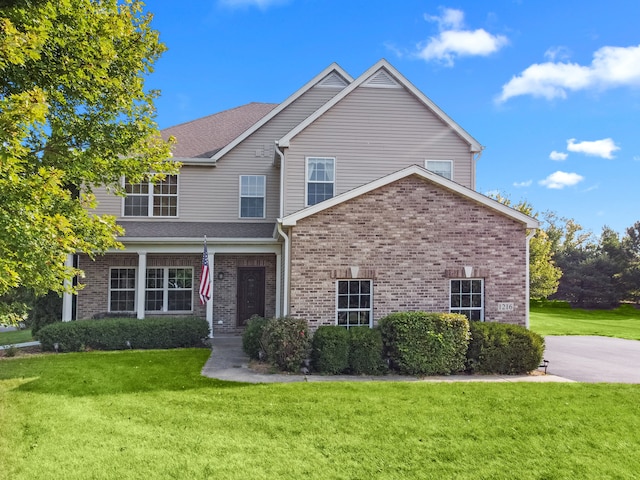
[544,336,640,383]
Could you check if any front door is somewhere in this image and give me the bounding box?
[237,267,265,327]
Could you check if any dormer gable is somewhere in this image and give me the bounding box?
[277,59,482,153]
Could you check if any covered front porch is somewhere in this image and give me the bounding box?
[63,237,282,337]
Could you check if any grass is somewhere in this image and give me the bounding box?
[1,349,640,479]
[0,329,33,345]
[530,304,640,340]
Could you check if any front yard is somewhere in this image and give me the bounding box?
[1,348,639,479]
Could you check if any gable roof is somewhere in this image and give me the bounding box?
[279,165,538,229]
[161,102,277,158]
[278,59,483,152]
[210,63,354,161]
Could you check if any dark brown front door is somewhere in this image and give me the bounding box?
[237,267,265,326]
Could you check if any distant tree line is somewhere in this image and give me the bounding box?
[494,195,639,309]
[544,214,640,308]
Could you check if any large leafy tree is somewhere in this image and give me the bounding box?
[0,0,175,304]
[490,194,562,299]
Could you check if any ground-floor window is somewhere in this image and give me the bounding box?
[109,268,136,312]
[108,267,193,313]
[336,279,373,328]
[450,279,484,321]
[145,267,193,312]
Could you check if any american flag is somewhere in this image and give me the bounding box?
[199,238,212,305]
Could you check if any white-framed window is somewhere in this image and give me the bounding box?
[145,267,193,312]
[450,279,484,321]
[306,157,335,206]
[425,160,453,180]
[124,175,178,217]
[239,175,266,218]
[109,268,136,312]
[336,279,373,328]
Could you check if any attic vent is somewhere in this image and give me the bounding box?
[363,69,400,88]
[318,72,349,88]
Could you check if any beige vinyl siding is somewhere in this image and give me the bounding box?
[92,185,124,216]
[92,84,343,222]
[283,86,474,216]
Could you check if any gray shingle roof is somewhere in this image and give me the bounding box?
[162,102,278,158]
[119,221,276,239]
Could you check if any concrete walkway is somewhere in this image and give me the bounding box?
[201,336,572,384]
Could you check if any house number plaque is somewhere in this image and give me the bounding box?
[497,302,515,312]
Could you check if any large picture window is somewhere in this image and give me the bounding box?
[239,175,266,218]
[145,267,193,312]
[124,175,178,217]
[336,280,372,328]
[450,279,484,321]
[109,268,136,312]
[306,157,335,206]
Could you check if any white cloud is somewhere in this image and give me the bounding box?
[417,8,508,66]
[498,44,640,102]
[539,171,584,189]
[549,151,568,161]
[218,0,288,9]
[513,180,532,187]
[567,138,620,159]
[544,46,571,62]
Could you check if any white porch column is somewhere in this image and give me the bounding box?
[136,251,147,320]
[206,251,214,337]
[275,252,282,318]
[62,254,74,322]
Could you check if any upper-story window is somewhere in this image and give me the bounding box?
[239,175,266,218]
[425,160,453,180]
[306,157,335,206]
[124,175,178,217]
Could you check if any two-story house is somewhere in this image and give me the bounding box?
[63,59,538,335]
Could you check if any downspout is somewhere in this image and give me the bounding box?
[277,222,290,316]
[525,228,536,329]
[275,142,290,316]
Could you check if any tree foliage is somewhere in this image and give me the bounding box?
[0,0,175,302]
[490,194,562,299]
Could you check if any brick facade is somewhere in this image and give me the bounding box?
[288,175,528,329]
[77,252,276,335]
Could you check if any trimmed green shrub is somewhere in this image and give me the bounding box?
[466,321,544,374]
[348,327,387,375]
[242,315,269,360]
[36,317,210,352]
[30,291,62,335]
[379,312,470,375]
[311,326,349,374]
[261,316,310,372]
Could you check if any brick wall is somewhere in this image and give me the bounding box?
[289,175,528,329]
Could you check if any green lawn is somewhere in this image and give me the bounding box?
[1,349,640,479]
[0,329,33,345]
[530,305,640,340]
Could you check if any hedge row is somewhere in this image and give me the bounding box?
[244,312,544,376]
[311,326,387,375]
[37,317,210,352]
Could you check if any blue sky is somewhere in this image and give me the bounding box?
[145,0,640,237]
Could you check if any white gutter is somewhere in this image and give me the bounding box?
[274,142,290,316]
[275,142,285,218]
[525,228,536,329]
[276,222,290,316]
